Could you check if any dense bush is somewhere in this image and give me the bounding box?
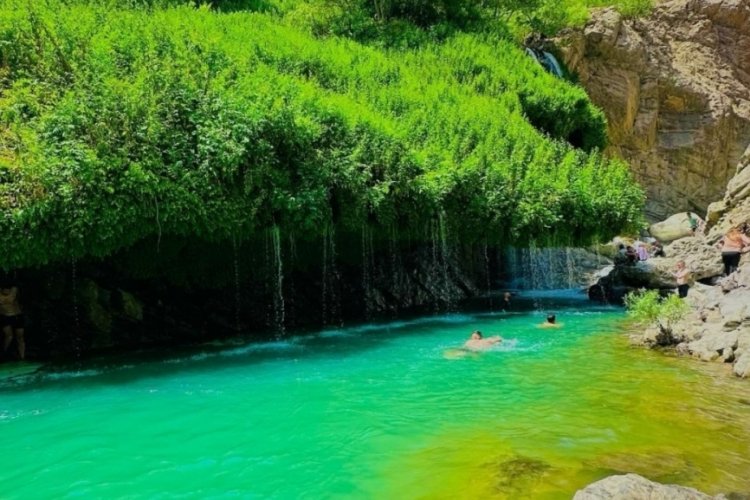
[0,0,643,269]
[625,290,689,345]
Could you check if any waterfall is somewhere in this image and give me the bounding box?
[565,248,576,290]
[286,233,297,329]
[322,226,328,325]
[525,47,564,78]
[71,259,81,360]
[506,246,582,290]
[388,225,400,315]
[430,219,441,314]
[271,225,285,336]
[321,224,341,327]
[438,212,450,307]
[232,237,241,333]
[361,225,372,320]
[542,52,563,77]
[263,230,272,328]
[484,242,493,309]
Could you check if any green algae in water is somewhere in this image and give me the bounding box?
[1,297,749,498]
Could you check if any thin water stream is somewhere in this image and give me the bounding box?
[1,291,749,498]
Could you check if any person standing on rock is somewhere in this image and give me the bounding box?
[673,260,690,298]
[715,227,750,276]
[687,212,699,235]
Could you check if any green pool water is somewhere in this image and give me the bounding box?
[2,292,750,499]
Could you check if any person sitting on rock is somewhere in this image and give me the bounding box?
[651,241,666,258]
[625,245,638,265]
[539,314,562,328]
[635,242,649,261]
[614,244,629,266]
[673,260,690,299]
[715,227,750,276]
[0,281,25,360]
[463,330,502,351]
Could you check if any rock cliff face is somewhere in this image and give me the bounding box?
[557,0,750,221]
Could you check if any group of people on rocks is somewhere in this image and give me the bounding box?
[669,222,750,299]
[616,240,664,265]
[612,216,750,300]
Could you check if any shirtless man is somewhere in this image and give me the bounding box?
[463,330,502,351]
[1,283,25,360]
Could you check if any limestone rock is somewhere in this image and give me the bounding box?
[557,0,750,221]
[574,473,716,499]
[650,213,702,243]
[688,330,738,360]
[718,289,750,324]
[610,238,723,289]
[707,149,750,241]
[734,352,750,378]
[706,200,728,228]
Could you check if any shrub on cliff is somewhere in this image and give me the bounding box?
[625,290,689,346]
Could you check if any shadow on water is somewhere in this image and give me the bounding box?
[0,290,621,392]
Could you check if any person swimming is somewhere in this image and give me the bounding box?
[539,314,562,329]
[463,330,502,351]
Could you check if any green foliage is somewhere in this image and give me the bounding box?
[0,0,644,269]
[612,0,653,18]
[278,0,652,40]
[625,290,689,336]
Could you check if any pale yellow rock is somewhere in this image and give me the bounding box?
[649,213,702,243]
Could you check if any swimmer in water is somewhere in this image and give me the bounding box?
[539,314,562,329]
[463,330,502,351]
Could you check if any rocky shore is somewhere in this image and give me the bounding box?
[566,0,750,381]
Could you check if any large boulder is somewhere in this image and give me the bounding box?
[574,474,717,499]
[649,213,702,243]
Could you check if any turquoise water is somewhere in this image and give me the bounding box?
[2,291,750,498]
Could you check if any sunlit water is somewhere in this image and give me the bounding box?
[2,291,750,498]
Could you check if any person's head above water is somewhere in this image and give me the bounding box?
[546,314,556,324]
[470,330,482,340]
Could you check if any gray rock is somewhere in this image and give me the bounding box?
[734,353,750,378]
[574,473,716,499]
[688,328,738,359]
[719,290,750,324]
